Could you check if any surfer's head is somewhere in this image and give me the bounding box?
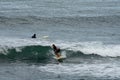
[52,44,57,50]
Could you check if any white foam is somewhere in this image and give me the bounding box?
[0,37,120,57]
[38,63,120,78]
[0,37,51,54]
[52,41,120,57]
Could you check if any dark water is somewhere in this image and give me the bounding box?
[0,0,120,80]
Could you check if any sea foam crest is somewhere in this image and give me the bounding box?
[0,37,120,57]
[54,41,120,57]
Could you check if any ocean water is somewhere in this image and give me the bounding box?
[0,0,120,80]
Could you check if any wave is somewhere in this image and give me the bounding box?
[0,15,120,25]
[0,45,51,63]
[0,44,119,63]
[0,37,120,58]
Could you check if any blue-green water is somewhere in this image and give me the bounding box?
[0,0,120,80]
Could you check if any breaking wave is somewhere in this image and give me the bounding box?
[0,42,120,63]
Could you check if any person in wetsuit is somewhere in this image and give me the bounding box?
[52,44,61,57]
[31,34,36,38]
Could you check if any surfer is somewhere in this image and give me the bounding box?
[31,34,36,38]
[52,44,61,57]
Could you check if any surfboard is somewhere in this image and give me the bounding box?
[53,55,66,60]
[52,52,66,63]
[53,55,66,63]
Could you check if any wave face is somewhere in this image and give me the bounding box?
[0,45,87,62]
[0,45,51,63]
[0,37,120,63]
[0,43,119,63]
